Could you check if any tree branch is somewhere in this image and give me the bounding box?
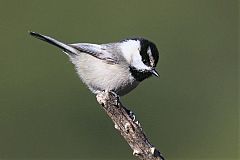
[96,91,165,160]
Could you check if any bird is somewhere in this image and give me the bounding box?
[29,31,159,96]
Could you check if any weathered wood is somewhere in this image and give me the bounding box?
[96,91,165,160]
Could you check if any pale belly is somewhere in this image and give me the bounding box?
[70,54,139,96]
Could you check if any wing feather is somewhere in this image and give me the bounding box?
[70,43,118,64]
[30,31,118,64]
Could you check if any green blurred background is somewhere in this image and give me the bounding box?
[0,0,238,160]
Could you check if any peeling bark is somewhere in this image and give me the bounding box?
[96,91,165,160]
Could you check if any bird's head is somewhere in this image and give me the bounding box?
[120,38,159,81]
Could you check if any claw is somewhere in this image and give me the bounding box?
[109,91,120,106]
[129,111,136,121]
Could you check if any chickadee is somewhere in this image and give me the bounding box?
[29,32,159,96]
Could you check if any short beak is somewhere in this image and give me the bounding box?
[151,69,159,77]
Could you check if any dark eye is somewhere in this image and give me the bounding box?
[142,58,150,65]
[142,59,147,64]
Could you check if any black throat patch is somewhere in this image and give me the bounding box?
[129,67,152,82]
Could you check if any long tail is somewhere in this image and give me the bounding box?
[29,31,78,55]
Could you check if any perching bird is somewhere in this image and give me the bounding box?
[29,32,159,96]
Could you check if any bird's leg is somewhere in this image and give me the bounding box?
[108,90,120,106]
[122,107,136,121]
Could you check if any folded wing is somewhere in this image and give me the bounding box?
[29,31,117,64]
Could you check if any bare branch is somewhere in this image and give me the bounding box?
[96,91,165,160]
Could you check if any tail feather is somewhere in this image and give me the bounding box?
[29,31,78,55]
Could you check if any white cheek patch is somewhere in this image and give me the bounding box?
[120,40,140,64]
[132,58,151,70]
[120,40,151,71]
[131,49,151,70]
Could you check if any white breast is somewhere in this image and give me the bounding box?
[70,53,139,96]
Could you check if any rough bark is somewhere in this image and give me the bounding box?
[96,91,165,160]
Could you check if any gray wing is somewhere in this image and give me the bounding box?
[29,31,118,64]
[70,43,118,64]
